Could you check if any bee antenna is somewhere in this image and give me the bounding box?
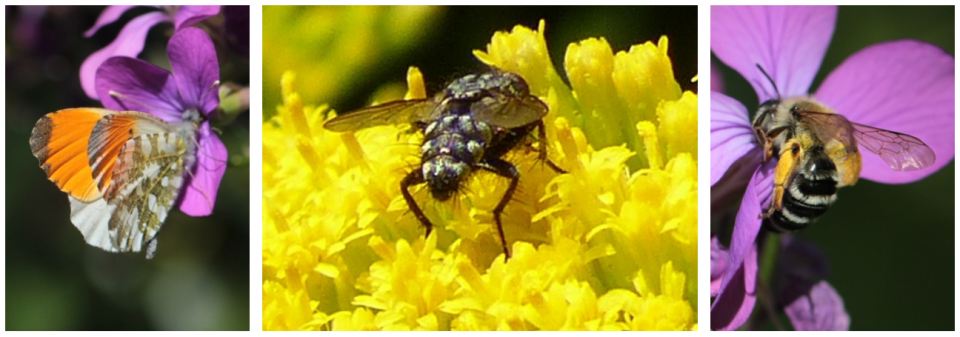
[755,64,781,100]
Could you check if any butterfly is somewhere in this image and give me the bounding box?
[29,107,201,259]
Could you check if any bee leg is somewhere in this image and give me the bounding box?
[534,120,566,174]
[400,170,433,237]
[476,158,520,262]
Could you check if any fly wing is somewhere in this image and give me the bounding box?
[851,122,935,171]
[471,94,548,129]
[323,99,435,132]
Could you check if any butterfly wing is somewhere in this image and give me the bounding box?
[30,108,110,202]
[31,108,194,256]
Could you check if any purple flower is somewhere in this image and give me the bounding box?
[710,6,954,330]
[80,5,220,99]
[95,27,227,216]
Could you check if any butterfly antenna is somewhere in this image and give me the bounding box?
[198,80,221,108]
[755,64,781,100]
[180,153,217,209]
[190,134,229,165]
[109,90,162,112]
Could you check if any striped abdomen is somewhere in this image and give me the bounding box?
[768,151,839,232]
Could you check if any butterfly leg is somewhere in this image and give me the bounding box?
[476,158,520,262]
[146,235,159,259]
[533,120,566,174]
[400,170,433,237]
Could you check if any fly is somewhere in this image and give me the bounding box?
[324,70,565,260]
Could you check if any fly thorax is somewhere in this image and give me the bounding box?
[421,156,469,201]
[444,71,529,100]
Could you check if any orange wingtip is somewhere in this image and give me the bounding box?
[30,108,110,201]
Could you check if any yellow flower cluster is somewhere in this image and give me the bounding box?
[263,20,697,331]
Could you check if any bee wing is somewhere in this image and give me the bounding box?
[798,110,935,171]
[323,99,435,132]
[795,109,859,152]
[850,122,935,171]
[471,94,548,129]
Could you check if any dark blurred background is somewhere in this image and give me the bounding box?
[713,6,954,330]
[262,6,698,120]
[5,6,249,330]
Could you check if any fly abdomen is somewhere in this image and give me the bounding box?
[420,114,494,201]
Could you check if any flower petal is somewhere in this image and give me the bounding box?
[710,242,757,331]
[784,281,850,330]
[710,237,729,297]
[178,123,227,216]
[173,5,221,30]
[710,93,758,186]
[711,163,773,330]
[712,6,836,101]
[168,27,221,114]
[95,56,184,122]
[80,11,171,99]
[83,5,146,37]
[815,40,955,184]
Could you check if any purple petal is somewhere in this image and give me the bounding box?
[168,27,220,115]
[95,57,183,123]
[178,123,227,216]
[173,5,221,30]
[80,11,171,99]
[712,6,837,101]
[711,242,757,331]
[711,93,760,186]
[711,237,729,297]
[711,164,774,330]
[727,163,771,286]
[83,6,146,37]
[814,40,955,184]
[784,281,850,330]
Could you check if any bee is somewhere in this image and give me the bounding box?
[752,66,935,232]
[324,70,565,260]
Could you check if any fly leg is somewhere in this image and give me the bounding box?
[400,170,434,236]
[533,120,566,174]
[476,158,520,261]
